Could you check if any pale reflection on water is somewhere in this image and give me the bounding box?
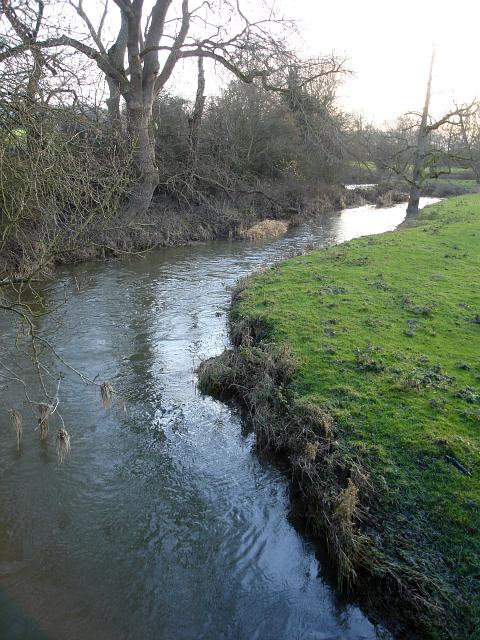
[0,199,437,640]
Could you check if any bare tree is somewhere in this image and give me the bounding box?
[458,110,480,184]
[0,0,347,219]
[403,49,476,218]
[404,49,436,218]
[357,50,477,218]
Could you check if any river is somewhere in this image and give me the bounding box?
[0,199,437,640]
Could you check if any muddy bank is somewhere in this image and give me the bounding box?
[197,314,414,639]
[0,183,407,278]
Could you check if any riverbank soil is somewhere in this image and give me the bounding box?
[199,195,480,639]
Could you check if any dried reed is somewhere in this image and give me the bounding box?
[9,409,23,449]
[56,428,71,464]
[100,382,114,409]
[242,220,289,241]
[38,403,50,440]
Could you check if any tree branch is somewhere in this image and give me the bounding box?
[154,0,190,92]
[0,36,129,90]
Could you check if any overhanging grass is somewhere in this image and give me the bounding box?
[234,195,480,638]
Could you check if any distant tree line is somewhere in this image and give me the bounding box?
[346,51,479,215]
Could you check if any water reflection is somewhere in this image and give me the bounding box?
[0,200,437,639]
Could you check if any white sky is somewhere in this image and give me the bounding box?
[292,0,480,124]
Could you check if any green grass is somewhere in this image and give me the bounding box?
[235,195,480,638]
[434,166,473,176]
[348,160,377,171]
[426,177,480,192]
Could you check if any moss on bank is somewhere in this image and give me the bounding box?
[198,195,480,639]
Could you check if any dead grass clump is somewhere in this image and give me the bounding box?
[230,314,271,347]
[462,408,480,422]
[230,278,248,305]
[329,479,366,588]
[38,403,50,440]
[100,382,114,409]
[454,386,480,404]
[334,480,358,534]
[401,295,435,317]
[56,428,71,464]
[354,345,386,372]
[242,220,289,241]
[197,350,235,396]
[297,401,335,438]
[349,462,372,494]
[9,409,23,449]
[304,441,320,461]
[256,342,296,387]
[401,363,453,391]
[375,189,408,208]
[376,191,393,208]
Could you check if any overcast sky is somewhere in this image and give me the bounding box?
[293,0,480,123]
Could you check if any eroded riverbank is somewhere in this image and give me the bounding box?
[199,196,479,639]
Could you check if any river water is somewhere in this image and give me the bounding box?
[0,199,437,640]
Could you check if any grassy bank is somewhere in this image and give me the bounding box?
[199,195,480,638]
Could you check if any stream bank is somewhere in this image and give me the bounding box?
[198,196,480,639]
[0,200,422,639]
[2,183,406,279]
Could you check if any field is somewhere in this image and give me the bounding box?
[425,171,480,195]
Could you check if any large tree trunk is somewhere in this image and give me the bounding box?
[406,183,421,218]
[118,0,190,218]
[106,76,122,131]
[122,99,159,220]
[406,49,434,220]
[105,12,128,134]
